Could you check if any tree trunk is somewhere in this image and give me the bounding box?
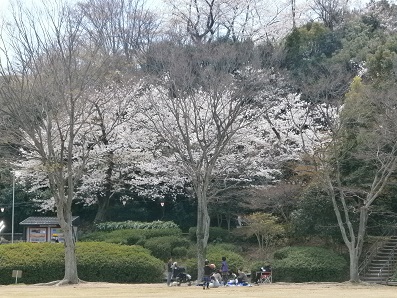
[349,245,360,283]
[216,213,222,227]
[60,216,78,284]
[94,197,110,223]
[196,189,210,282]
[226,214,231,231]
[55,189,79,285]
[94,149,114,223]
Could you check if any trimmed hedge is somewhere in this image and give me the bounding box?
[96,220,179,231]
[272,246,348,282]
[80,228,182,245]
[0,242,164,285]
[143,236,190,261]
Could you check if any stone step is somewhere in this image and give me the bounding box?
[364,272,392,277]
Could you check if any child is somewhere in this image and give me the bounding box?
[221,256,229,285]
[203,260,212,289]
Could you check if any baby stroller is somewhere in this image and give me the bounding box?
[173,266,192,286]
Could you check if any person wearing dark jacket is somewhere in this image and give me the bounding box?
[203,260,212,289]
[166,258,173,286]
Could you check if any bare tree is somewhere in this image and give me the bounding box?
[77,0,161,69]
[0,1,106,284]
[311,0,348,30]
[165,0,287,43]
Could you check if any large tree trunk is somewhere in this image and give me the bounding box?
[93,112,115,223]
[349,247,360,283]
[59,214,78,284]
[54,186,79,285]
[196,189,210,282]
[94,199,109,223]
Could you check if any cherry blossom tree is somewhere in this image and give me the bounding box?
[75,84,186,222]
[134,37,330,278]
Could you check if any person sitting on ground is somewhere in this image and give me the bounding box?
[228,271,237,284]
[211,270,222,287]
[237,269,248,284]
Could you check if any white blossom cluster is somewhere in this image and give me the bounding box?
[15,73,334,209]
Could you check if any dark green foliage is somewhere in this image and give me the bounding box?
[0,170,51,234]
[143,236,190,261]
[184,245,244,280]
[272,246,348,282]
[95,220,179,231]
[0,242,163,285]
[76,242,163,283]
[80,228,182,245]
[291,185,342,241]
[361,15,381,32]
[172,247,188,258]
[188,226,231,243]
[284,23,341,71]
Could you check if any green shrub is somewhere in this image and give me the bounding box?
[272,246,348,282]
[80,228,182,246]
[213,243,243,253]
[144,236,190,261]
[77,242,163,283]
[185,245,245,280]
[0,242,164,285]
[96,220,179,231]
[188,227,231,242]
[172,247,188,258]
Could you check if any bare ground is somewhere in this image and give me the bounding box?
[1,282,397,298]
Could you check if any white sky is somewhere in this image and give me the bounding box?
[0,0,383,18]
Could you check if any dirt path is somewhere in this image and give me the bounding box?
[1,282,396,298]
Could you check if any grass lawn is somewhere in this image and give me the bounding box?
[0,282,396,298]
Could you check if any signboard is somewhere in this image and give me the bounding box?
[50,228,64,243]
[28,227,47,242]
[12,270,22,284]
[12,270,22,278]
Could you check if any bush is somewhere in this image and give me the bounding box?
[0,242,164,285]
[144,236,190,261]
[95,220,179,231]
[188,227,231,243]
[172,247,188,258]
[184,245,245,280]
[272,246,348,282]
[77,242,164,283]
[80,228,182,246]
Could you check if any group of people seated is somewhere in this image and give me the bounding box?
[209,269,249,287]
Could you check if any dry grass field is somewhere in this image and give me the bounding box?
[0,282,396,298]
